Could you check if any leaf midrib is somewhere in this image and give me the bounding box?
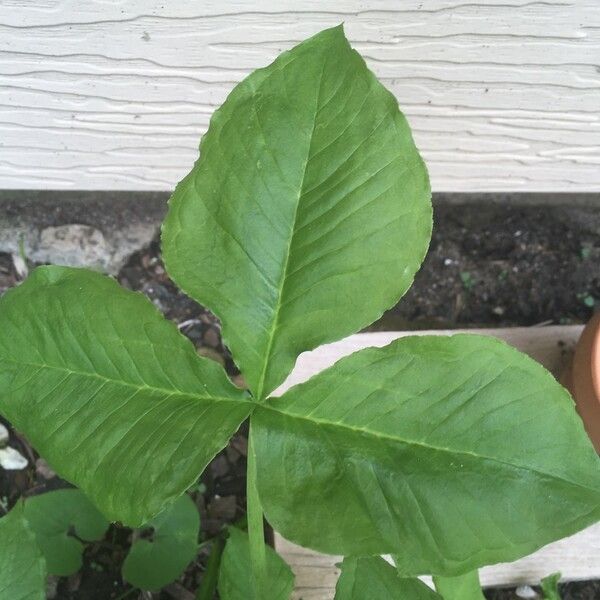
[259,404,600,496]
[253,61,327,400]
[0,357,247,405]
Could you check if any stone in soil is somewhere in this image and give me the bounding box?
[0,191,166,275]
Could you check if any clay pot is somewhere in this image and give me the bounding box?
[562,313,600,452]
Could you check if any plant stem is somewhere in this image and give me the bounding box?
[114,587,138,600]
[432,570,486,600]
[247,428,267,599]
[196,536,225,600]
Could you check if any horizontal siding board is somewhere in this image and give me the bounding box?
[0,0,599,191]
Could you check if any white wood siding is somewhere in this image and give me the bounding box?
[1,1,599,192]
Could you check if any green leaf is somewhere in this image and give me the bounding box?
[0,266,251,526]
[541,572,562,600]
[432,571,485,600]
[162,24,431,399]
[253,334,600,575]
[217,527,294,600]
[335,556,441,599]
[24,489,109,576]
[123,494,200,590]
[0,506,46,600]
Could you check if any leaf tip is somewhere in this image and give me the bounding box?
[321,22,348,43]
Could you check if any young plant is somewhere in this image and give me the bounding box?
[540,572,562,600]
[23,489,109,577]
[122,493,200,591]
[0,507,45,599]
[0,489,201,593]
[0,25,599,599]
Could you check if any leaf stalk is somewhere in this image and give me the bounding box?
[247,426,268,598]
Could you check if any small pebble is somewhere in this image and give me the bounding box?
[0,423,8,446]
[67,572,81,592]
[36,458,56,480]
[226,446,241,464]
[163,582,195,600]
[208,495,237,521]
[210,455,229,478]
[0,446,28,470]
[46,576,59,599]
[516,585,538,599]
[11,253,28,280]
[230,435,248,457]
[203,327,221,348]
[197,347,225,366]
[231,373,247,389]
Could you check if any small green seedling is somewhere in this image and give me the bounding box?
[0,507,45,599]
[580,244,592,260]
[122,494,200,590]
[460,270,475,290]
[23,489,108,577]
[0,26,599,599]
[579,293,596,308]
[3,489,200,593]
[540,572,562,600]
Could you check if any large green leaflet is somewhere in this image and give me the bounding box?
[24,489,109,576]
[123,494,200,590]
[252,334,600,575]
[162,25,432,398]
[0,266,251,526]
[217,527,294,600]
[0,507,46,600]
[335,556,441,599]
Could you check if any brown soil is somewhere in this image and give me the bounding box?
[484,581,600,600]
[377,202,600,330]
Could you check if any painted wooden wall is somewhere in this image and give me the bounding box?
[1,0,599,192]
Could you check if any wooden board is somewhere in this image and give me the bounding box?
[272,325,600,598]
[276,526,600,599]
[1,1,599,192]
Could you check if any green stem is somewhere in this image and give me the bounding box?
[432,570,486,600]
[114,587,138,600]
[196,536,225,600]
[247,427,267,599]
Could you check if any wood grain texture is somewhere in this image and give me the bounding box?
[1,1,599,192]
[273,325,600,598]
[276,523,600,599]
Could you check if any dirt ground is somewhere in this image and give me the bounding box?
[484,580,600,600]
[0,200,599,599]
[378,202,600,330]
